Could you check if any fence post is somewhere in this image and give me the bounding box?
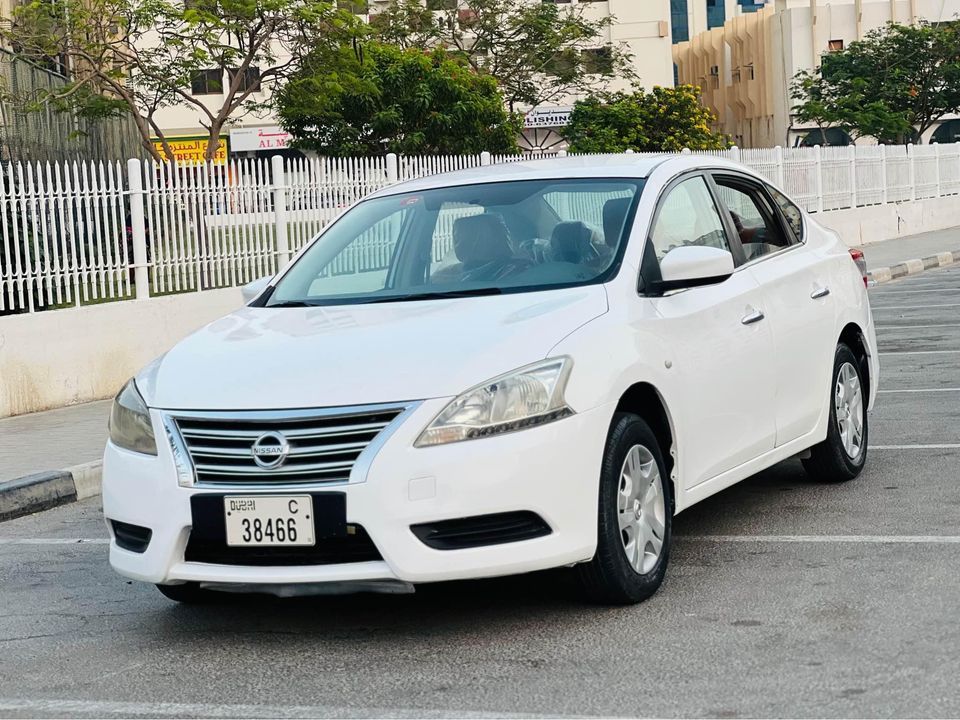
[729,145,741,163]
[271,155,290,269]
[558,149,568,157]
[774,145,785,188]
[126,158,150,300]
[480,151,491,166]
[849,144,857,209]
[386,153,399,184]
[934,143,942,198]
[680,148,690,155]
[880,144,888,205]
[814,145,824,214]
[907,143,916,201]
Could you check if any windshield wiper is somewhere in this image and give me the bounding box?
[264,300,320,308]
[359,288,504,304]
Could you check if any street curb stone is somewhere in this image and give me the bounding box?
[867,249,960,285]
[0,462,102,523]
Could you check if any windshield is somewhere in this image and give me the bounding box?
[264,178,644,307]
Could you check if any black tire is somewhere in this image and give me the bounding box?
[156,582,231,604]
[577,413,673,605]
[802,343,868,482]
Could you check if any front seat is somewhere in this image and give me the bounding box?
[452,214,531,282]
[550,221,600,265]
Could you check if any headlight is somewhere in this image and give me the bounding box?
[415,357,574,447]
[109,379,157,455]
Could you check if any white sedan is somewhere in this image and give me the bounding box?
[103,155,877,604]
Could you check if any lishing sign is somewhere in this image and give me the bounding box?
[523,107,574,130]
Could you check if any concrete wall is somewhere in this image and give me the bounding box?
[817,196,960,248]
[0,288,243,419]
[2,194,958,419]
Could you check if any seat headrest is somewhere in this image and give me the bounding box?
[602,197,632,248]
[550,221,598,264]
[453,214,513,270]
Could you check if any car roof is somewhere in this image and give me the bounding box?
[365,153,749,199]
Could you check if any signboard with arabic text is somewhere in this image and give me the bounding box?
[152,137,228,165]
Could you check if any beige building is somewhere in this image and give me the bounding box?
[674,0,960,148]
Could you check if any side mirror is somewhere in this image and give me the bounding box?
[241,276,272,304]
[657,246,734,293]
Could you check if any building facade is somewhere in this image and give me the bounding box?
[145,0,680,158]
[674,0,960,148]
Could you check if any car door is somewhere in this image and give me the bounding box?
[711,173,836,446]
[643,173,777,490]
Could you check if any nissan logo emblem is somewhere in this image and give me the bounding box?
[251,431,290,469]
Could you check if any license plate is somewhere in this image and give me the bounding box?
[224,495,315,547]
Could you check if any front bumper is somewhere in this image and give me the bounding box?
[102,399,614,587]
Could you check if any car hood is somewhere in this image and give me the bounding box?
[138,287,608,410]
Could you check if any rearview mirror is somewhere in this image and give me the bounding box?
[656,246,734,293]
[241,276,272,304]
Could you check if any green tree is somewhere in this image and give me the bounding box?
[791,21,960,144]
[565,86,731,153]
[368,0,635,112]
[0,0,355,162]
[276,42,520,156]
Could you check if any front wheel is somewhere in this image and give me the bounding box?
[577,413,673,605]
[802,343,868,482]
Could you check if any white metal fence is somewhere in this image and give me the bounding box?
[3,143,960,314]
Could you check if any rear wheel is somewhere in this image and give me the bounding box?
[802,343,868,482]
[577,413,672,605]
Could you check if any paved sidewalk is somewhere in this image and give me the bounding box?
[859,227,960,270]
[0,400,109,484]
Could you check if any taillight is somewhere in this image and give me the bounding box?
[849,248,868,287]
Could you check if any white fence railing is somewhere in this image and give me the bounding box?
[3,143,960,314]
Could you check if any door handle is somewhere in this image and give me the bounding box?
[741,309,765,325]
[811,286,831,299]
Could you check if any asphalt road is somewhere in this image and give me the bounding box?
[2,266,960,718]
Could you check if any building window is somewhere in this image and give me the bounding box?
[191,69,223,95]
[671,0,689,43]
[229,66,261,93]
[828,39,844,52]
[706,0,724,29]
[582,47,614,75]
[738,0,765,11]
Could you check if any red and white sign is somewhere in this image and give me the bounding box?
[229,126,294,152]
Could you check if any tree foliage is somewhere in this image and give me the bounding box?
[792,21,960,144]
[0,0,355,161]
[565,86,731,153]
[275,42,520,156]
[368,0,635,112]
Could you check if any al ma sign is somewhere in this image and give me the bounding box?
[230,126,293,152]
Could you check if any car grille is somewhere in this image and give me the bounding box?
[173,405,406,486]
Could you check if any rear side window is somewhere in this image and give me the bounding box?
[768,186,804,242]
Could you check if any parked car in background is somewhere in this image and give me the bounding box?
[102,155,878,605]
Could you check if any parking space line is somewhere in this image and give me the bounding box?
[869,444,960,450]
[871,303,960,309]
[0,697,522,720]
[869,288,960,294]
[879,350,960,355]
[0,538,108,545]
[878,388,960,393]
[875,323,960,329]
[682,535,960,543]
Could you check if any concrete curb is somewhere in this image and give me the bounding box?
[867,249,960,285]
[0,461,102,522]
